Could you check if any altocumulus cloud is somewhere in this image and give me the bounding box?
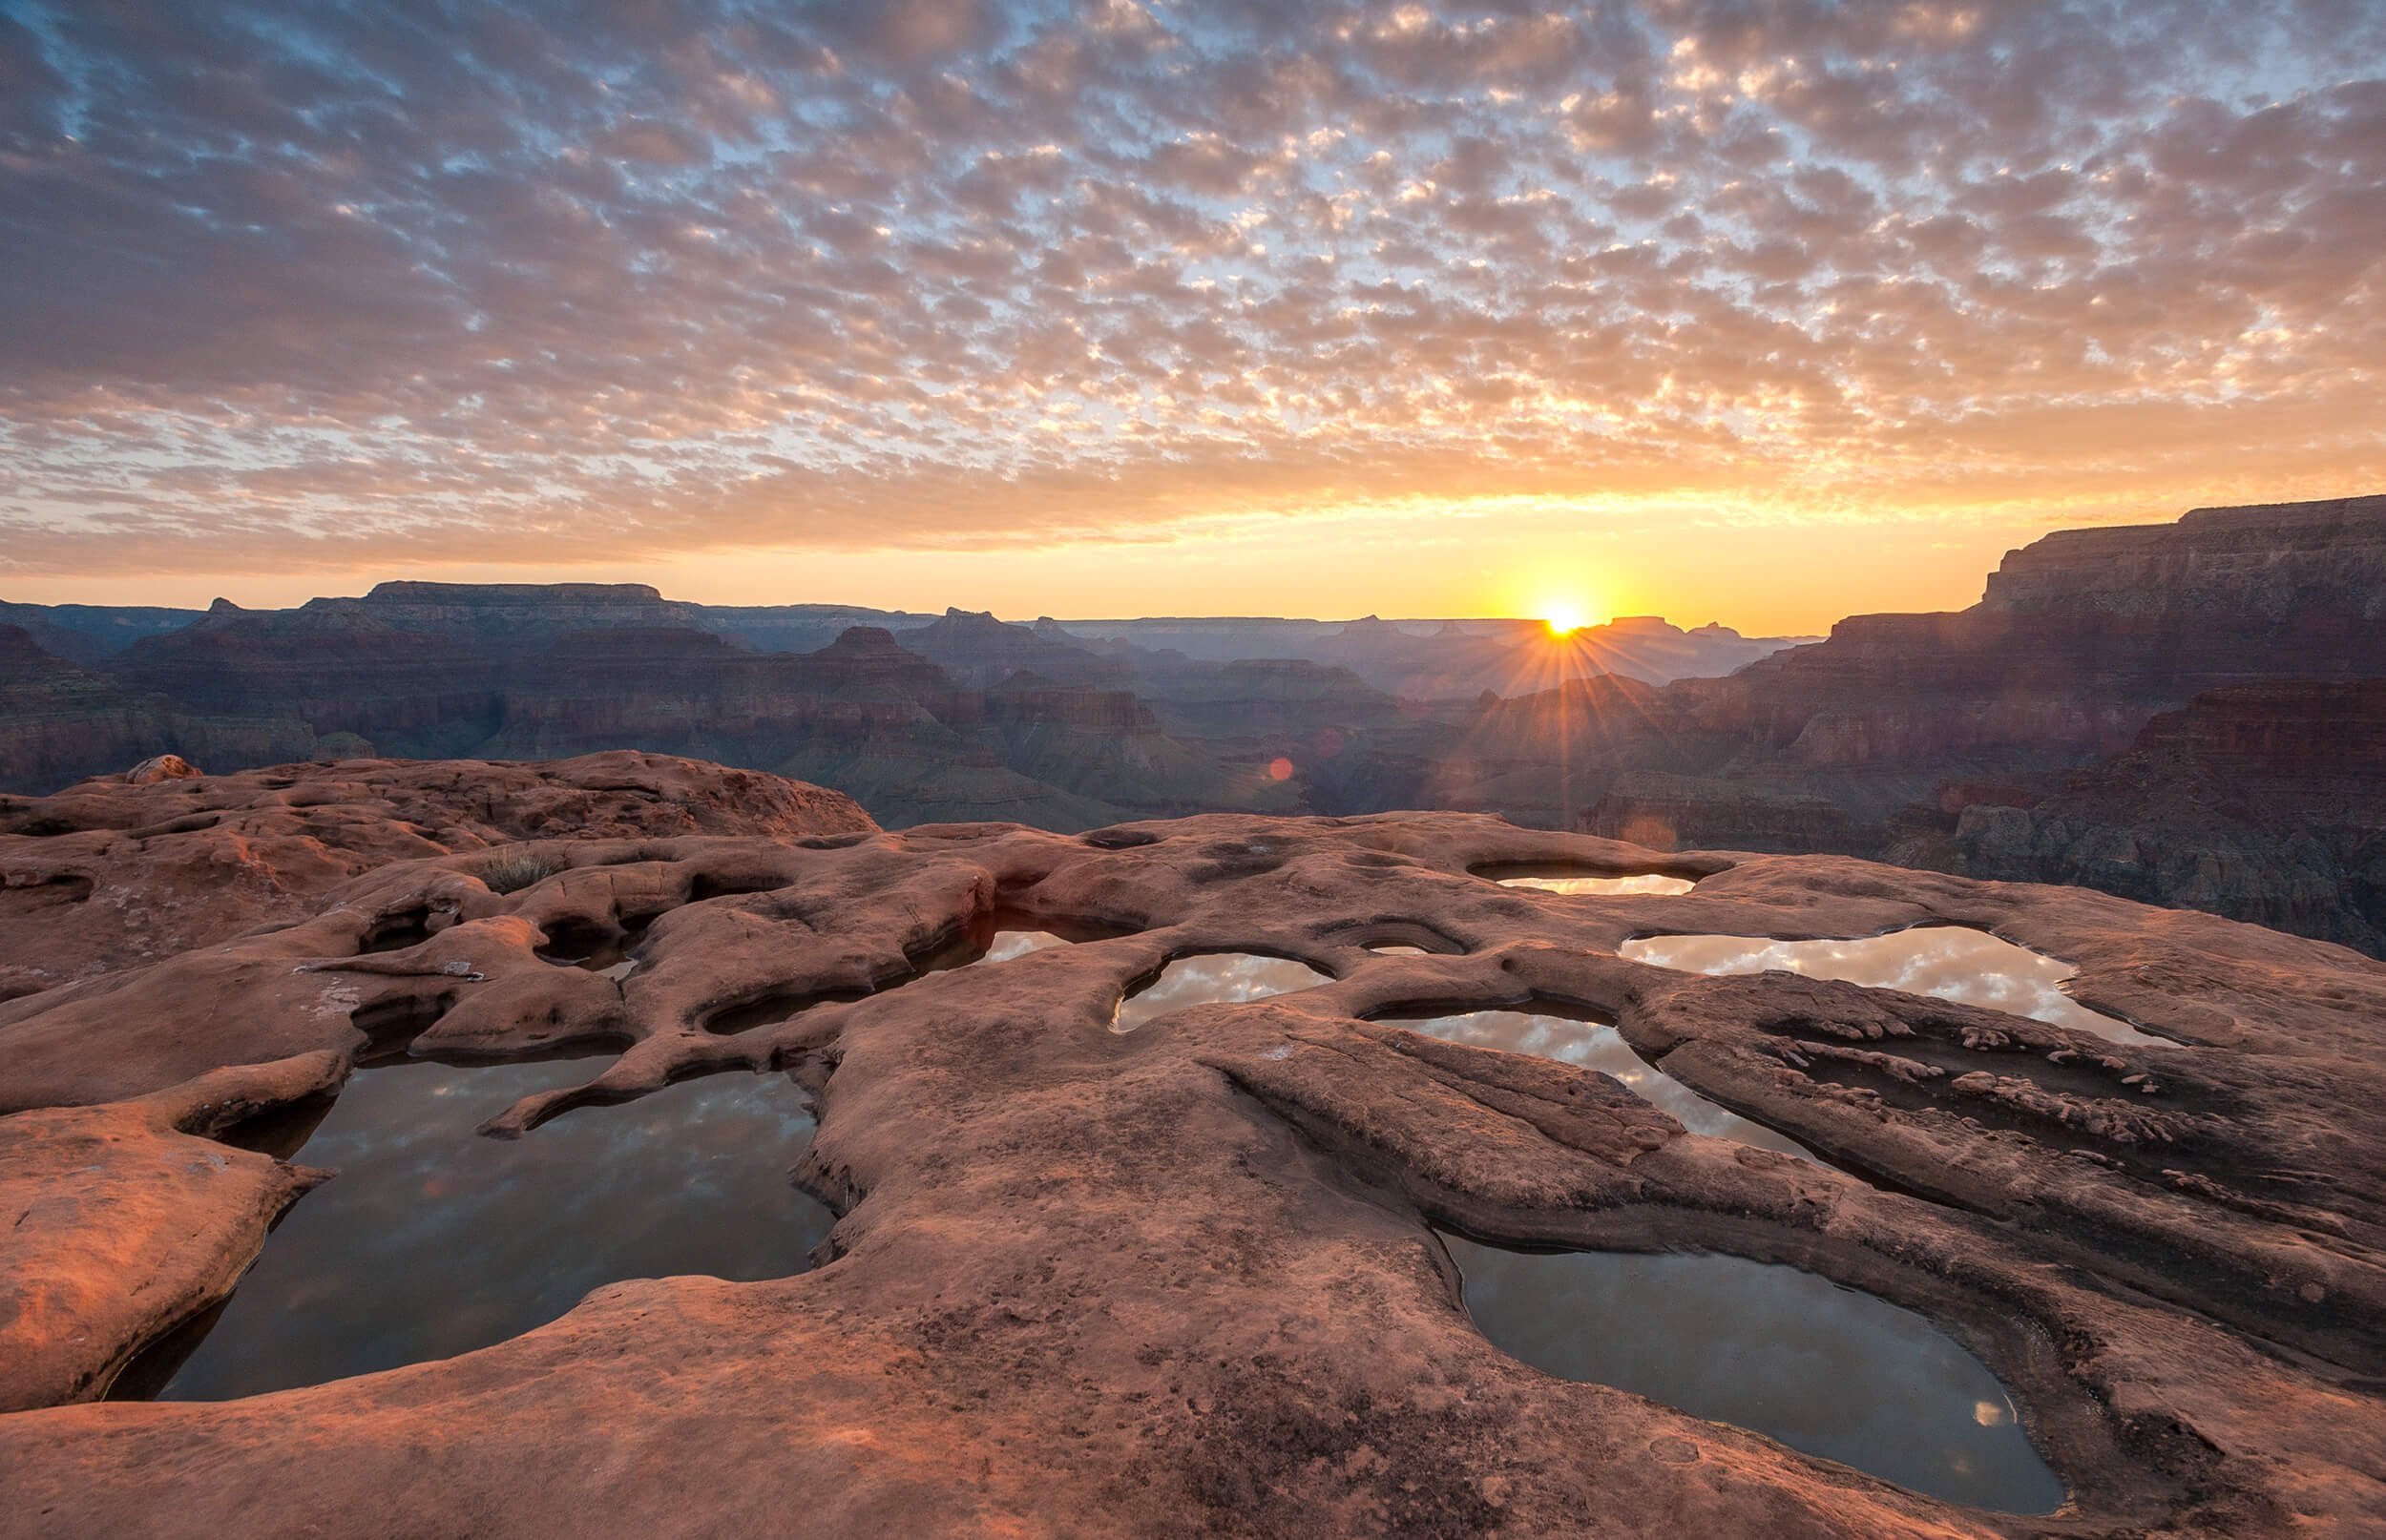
[0,0,2381,579]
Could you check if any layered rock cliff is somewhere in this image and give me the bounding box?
[88,604,1251,827]
[1981,495,2386,626]
[1894,680,2386,955]
[0,603,203,665]
[1692,495,2386,782]
[0,627,320,793]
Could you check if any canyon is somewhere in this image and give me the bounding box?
[1,495,2381,954]
[0,587,1799,833]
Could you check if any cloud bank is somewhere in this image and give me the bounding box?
[1,0,2380,589]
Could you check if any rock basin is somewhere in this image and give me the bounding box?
[1112,952,1332,1032]
[1621,926,2164,1044]
[1383,1006,1814,1160]
[119,1060,829,1402]
[1439,1237,2067,1514]
[1486,866,1698,897]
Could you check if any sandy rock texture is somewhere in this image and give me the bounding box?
[0,751,875,1001]
[0,1052,345,1412]
[1,774,2382,1537]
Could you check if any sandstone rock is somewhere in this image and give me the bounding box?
[122,755,199,784]
[0,751,875,999]
[1,780,2382,1535]
[0,1052,345,1411]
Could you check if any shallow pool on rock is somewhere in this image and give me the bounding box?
[1440,1237,2066,1513]
[1387,1008,1815,1160]
[1112,952,1331,1032]
[1621,926,2162,1045]
[127,1060,832,1402]
[975,928,1073,964]
[1496,872,1697,896]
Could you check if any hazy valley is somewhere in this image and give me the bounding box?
[10,494,2381,956]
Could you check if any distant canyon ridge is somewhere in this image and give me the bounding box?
[4,494,2382,956]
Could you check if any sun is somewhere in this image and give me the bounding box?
[1542,600,1590,636]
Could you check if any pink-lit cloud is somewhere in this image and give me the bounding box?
[0,0,2380,604]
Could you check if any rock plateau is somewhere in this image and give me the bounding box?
[1,754,2381,1537]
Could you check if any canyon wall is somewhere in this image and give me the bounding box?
[1894,680,2386,955]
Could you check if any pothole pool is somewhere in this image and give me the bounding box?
[1384,1007,1814,1160]
[1440,1236,2066,1513]
[1112,953,1331,1032]
[1490,869,1697,897]
[120,1059,831,1401]
[1621,926,2163,1045]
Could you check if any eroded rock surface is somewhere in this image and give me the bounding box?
[1,782,2383,1537]
[0,751,875,1001]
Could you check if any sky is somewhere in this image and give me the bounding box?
[1,1,2381,634]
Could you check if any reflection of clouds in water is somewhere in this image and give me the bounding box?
[1398,1010,1813,1161]
[978,930,1068,965]
[1498,874,1696,897]
[1442,1239,2064,1514]
[1621,928,2160,1045]
[1369,945,1429,956]
[159,1063,831,1402]
[1113,953,1331,1032]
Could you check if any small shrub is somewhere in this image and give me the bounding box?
[481,845,559,895]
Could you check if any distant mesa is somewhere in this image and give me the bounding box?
[0,493,2378,952]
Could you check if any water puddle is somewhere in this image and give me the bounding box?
[960,909,1128,965]
[535,914,658,981]
[1490,869,1697,897]
[1440,1238,2065,1513]
[973,929,1073,964]
[1347,921,1467,955]
[1620,927,2160,1045]
[119,1060,830,1402]
[1113,953,1332,1033]
[1385,1008,1814,1161]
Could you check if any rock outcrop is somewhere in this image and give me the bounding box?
[1532,498,2386,928]
[1980,495,2386,625]
[0,769,2381,1535]
[0,751,875,1001]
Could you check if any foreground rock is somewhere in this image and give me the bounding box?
[0,762,2380,1535]
[0,1053,345,1412]
[0,752,875,1002]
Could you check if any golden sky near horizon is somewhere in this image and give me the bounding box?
[2,2,2380,634]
